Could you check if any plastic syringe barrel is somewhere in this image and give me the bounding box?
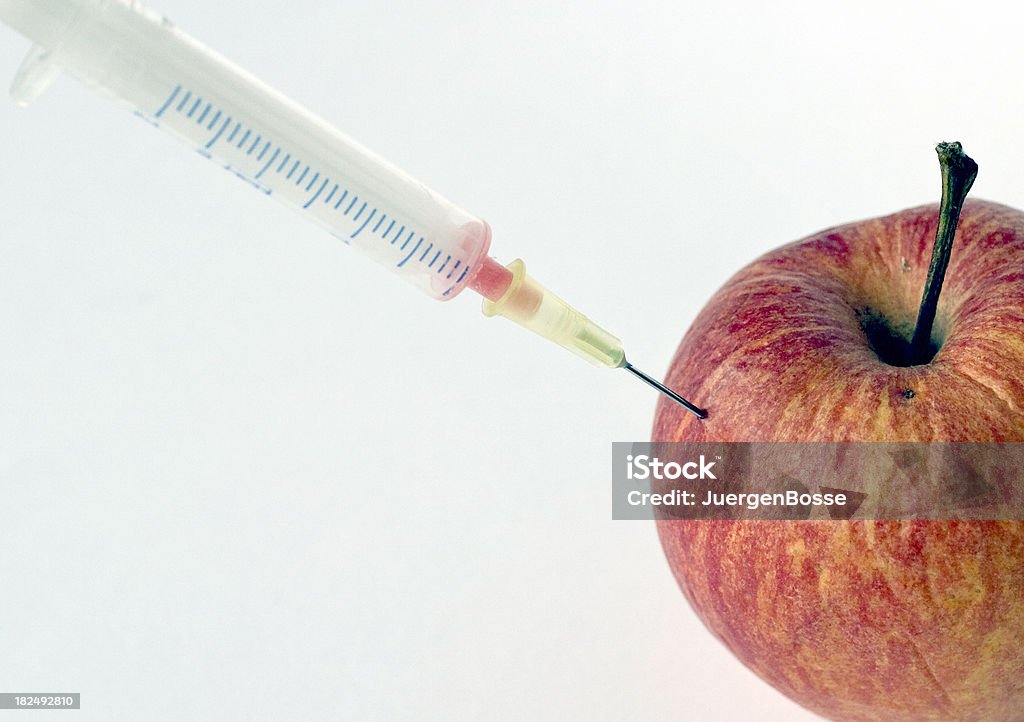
[1,0,631,370]
[0,0,491,300]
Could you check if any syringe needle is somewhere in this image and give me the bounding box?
[472,258,706,417]
[623,362,707,420]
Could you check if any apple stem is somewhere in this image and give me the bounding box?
[907,142,978,365]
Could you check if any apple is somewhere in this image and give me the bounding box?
[653,144,1024,720]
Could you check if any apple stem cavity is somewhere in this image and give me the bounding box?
[907,142,978,365]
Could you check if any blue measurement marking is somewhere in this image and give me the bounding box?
[324,184,339,204]
[277,153,291,173]
[389,224,405,243]
[296,167,310,186]
[334,189,349,209]
[437,255,451,273]
[206,110,222,130]
[176,90,192,112]
[205,117,231,149]
[428,250,442,268]
[455,265,470,285]
[344,196,360,215]
[447,259,462,279]
[419,242,433,261]
[257,141,271,161]
[400,230,415,250]
[255,148,280,179]
[236,129,251,149]
[303,178,329,208]
[247,135,261,155]
[352,202,367,221]
[155,85,181,118]
[187,98,202,118]
[381,219,396,239]
[286,160,300,179]
[372,214,387,232]
[227,123,241,143]
[397,238,424,268]
[304,171,319,191]
[197,103,211,124]
[351,209,377,238]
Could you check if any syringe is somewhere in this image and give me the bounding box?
[0,0,706,419]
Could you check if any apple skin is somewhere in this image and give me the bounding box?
[653,199,1024,721]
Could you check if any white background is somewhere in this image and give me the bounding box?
[2,1,1023,721]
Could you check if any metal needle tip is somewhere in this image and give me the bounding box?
[623,362,707,420]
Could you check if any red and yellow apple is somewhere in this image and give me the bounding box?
[653,146,1024,721]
